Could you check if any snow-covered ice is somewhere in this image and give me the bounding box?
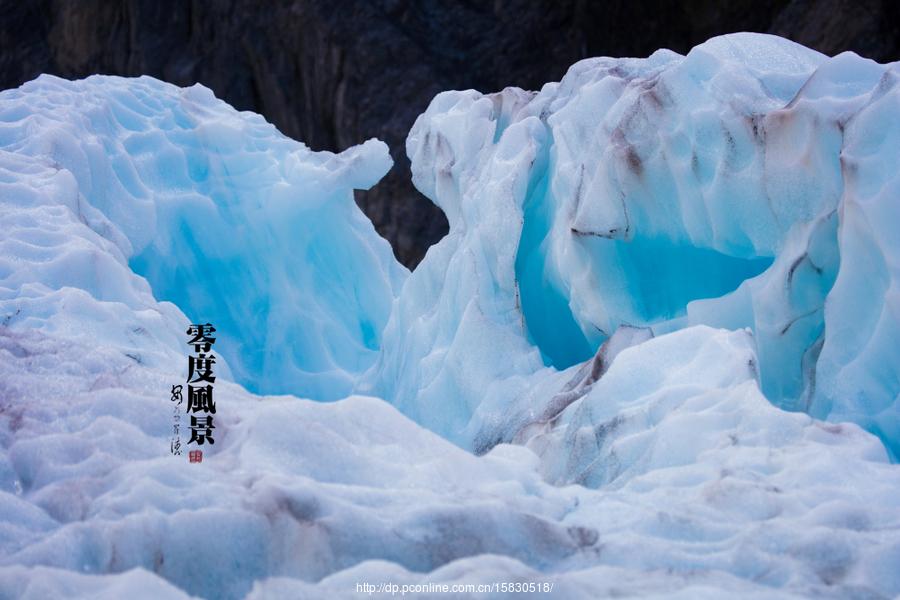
[1,33,899,599]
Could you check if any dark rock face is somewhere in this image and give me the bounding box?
[1,0,898,267]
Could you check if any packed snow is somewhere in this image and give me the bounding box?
[1,33,899,599]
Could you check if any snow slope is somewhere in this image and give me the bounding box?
[0,33,899,599]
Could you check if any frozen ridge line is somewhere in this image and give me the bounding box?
[0,33,898,599]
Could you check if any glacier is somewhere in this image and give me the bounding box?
[365,32,900,458]
[0,74,405,401]
[1,32,899,599]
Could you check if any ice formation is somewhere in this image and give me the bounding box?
[366,33,900,458]
[0,74,405,401]
[1,33,900,599]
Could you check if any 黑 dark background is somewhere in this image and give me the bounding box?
[2,0,898,267]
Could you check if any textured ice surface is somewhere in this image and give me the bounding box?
[1,325,898,599]
[0,74,405,401]
[366,33,900,458]
[1,33,900,599]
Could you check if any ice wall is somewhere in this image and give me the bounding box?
[368,34,900,457]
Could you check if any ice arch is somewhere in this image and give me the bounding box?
[366,33,900,458]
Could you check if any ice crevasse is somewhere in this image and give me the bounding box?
[0,32,899,599]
